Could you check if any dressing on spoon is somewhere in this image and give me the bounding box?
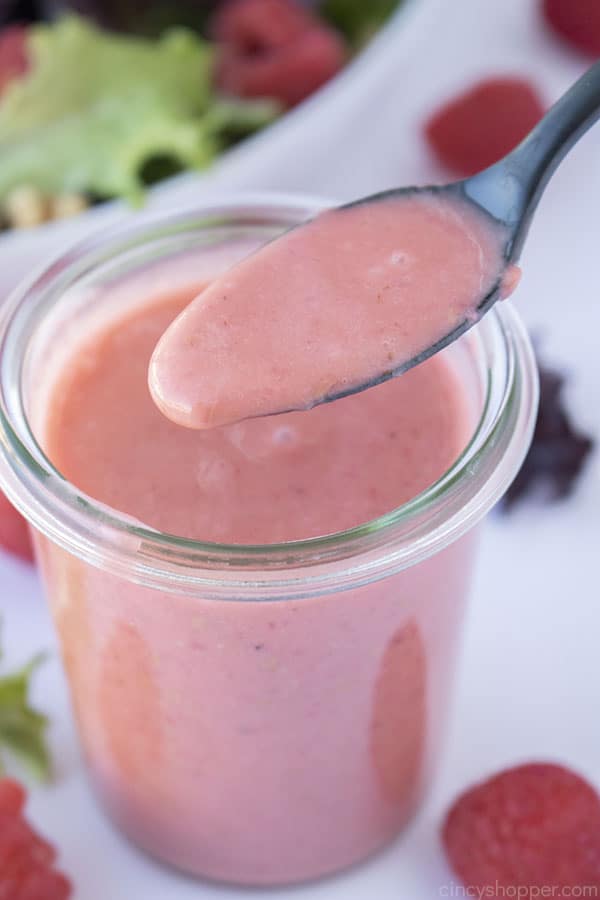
[149,60,600,429]
[149,192,517,429]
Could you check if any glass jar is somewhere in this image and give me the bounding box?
[0,197,538,886]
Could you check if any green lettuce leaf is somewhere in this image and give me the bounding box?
[0,650,51,781]
[320,0,401,47]
[0,17,276,203]
[205,98,282,151]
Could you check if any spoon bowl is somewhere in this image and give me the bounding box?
[317,59,600,407]
[149,60,600,429]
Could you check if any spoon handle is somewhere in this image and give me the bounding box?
[463,59,600,261]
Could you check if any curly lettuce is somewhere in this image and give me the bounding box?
[0,16,277,203]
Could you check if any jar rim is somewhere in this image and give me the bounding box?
[0,193,539,600]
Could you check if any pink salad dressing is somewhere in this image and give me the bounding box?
[39,276,477,884]
[149,193,516,430]
[33,189,521,884]
[44,292,470,541]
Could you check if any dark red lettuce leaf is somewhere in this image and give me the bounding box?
[503,359,594,509]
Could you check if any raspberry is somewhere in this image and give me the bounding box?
[442,763,600,898]
[212,0,313,46]
[542,0,600,56]
[0,26,30,97]
[0,778,26,816]
[212,0,346,107]
[425,78,546,176]
[0,490,34,562]
[0,778,72,899]
[217,27,346,107]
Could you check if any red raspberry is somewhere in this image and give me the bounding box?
[0,490,34,562]
[0,778,72,899]
[212,0,346,107]
[542,0,600,57]
[0,26,30,97]
[0,778,26,816]
[217,27,346,107]
[425,77,546,176]
[212,0,313,46]
[442,763,600,898]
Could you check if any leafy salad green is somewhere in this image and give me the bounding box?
[320,0,401,46]
[0,638,50,781]
[0,16,278,204]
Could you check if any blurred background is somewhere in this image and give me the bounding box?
[0,1,599,898]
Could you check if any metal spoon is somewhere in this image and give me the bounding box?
[325,59,600,400]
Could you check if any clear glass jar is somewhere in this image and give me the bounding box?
[0,197,538,886]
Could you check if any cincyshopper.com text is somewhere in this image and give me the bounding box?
[439,883,599,899]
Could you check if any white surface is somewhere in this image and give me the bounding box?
[1,0,600,897]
